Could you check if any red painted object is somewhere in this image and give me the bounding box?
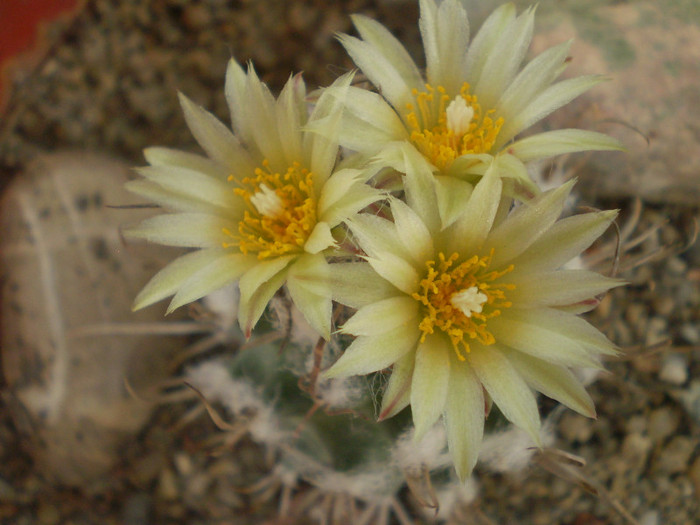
[0,0,80,109]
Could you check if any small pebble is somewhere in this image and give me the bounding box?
[648,407,680,444]
[645,316,668,346]
[659,353,689,385]
[639,510,660,525]
[559,413,594,443]
[653,436,697,474]
[680,323,699,344]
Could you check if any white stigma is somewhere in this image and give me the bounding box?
[446,96,474,136]
[450,286,487,318]
[250,184,283,217]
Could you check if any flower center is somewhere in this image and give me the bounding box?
[411,251,514,360]
[223,160,317,260]
[404,82,504,172]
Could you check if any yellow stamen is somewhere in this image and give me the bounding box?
[411,251,514,360]
[404,82,504,172]
[222,160,317,260]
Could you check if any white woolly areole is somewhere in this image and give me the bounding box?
[479,422,555,474]
[446,96,474,136]
[202,282,240,330]
[393,425,451,473]
[314,376,365,411]
[185,360,285,445]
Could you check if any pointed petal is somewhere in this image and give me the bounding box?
[318,167,382,226]
[379,350,416,420]
[468,345,541,445]
[500,75,606,142]
[497,307,617,357]
[178,92,252,170]
[367,252,420,295]
[238,258,293,336]
[484,180,574,268]
[133,249,228,310]
[330,262,398,308]
[411,335,451,441]
[125,179,223,214]
[494,41,572,138]
[333,87,408,153]
[349,213,408,260]
[420,0,470,94]
[508,270,625,307]
[304,222,336,254]
[445,361,484,481]
[243,67,287,168]
[338,33,414,112]
[340,296,419,336]
[489,311,604,369]
[464,3,515,87]
[433,175,474,230]
[445,162,502,255]
[135,165,239,212]
[324,325,420,378]
[390,198,434,266]
[225,58,255,147]
[474,6,535,110]
[507,129,625,162]
[286,254,332,339]
[275,74,305,162]
[514,210,618,274]
[351,14,423,91]
[168,253,256,313]
[143,146,232,181]
[124,213,235,248]
[505,350,596,418]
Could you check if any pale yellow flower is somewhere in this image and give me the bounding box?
[326,165,622,481]
[334,0,622,226]
[126,61,381,338]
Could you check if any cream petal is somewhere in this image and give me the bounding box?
[225,58,256,148]
[513,210,618,274]
[499,308,617,357]
[238,259,293,337]
[507,129,624,163]
[444,163,502,255]
[368,252,420,295]
[243,67,287,169]
[349,213,409,260]
[489,312,604,369]
[484,180,574,268]
[433,175,474,230]
[286,254,332,339]
[167,253,256,313]
[500,75,606,142]
[304,222,336,254]
[508,270,625,307]
[390,198,434,266]
[124,213,235,248]
[125,180,219,214]
[398,143,442,234]
[143,147,232,181]
[330,263,398,309]
[340,296,419,336]
[320,182,382,228]
[493,41,571,137]
[324,324,420,378]
[444,360,484,481]
[463,3,516,87]
[420,0,470,94]
[334,87,408,153]
[505,350,595,418]
[411,335,451,441]
[135,165,238,212]
[379,350,416,420]
[338,33,415,112]
[468,345,541,446]
[474,6,534,110]
[351,14,423,91]
[133,249,229,310]
[178,93,251,171]
[275,74,305,163]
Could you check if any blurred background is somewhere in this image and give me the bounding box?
[0,0,698,523]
